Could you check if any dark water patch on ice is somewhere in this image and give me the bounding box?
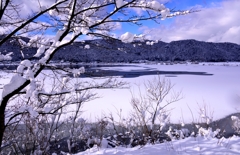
[0,63,213,78]
[55,64,213,78]
[80,68,213,78]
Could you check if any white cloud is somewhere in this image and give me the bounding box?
[140,0,240,44]
[11,0,56,18]
[112,22,122,31]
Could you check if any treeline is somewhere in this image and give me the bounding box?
[1,35,240,63]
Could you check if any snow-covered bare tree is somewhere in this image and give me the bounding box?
[130,76,182,143]
[0,0,191,149]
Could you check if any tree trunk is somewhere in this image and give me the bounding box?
[0,112,5,151]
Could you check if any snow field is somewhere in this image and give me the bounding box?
[75,136,240,155]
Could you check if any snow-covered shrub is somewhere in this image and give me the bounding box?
[231,115,240,133]
[198,104,213,126]
[104,108,137,147]
[165,127,190,140]
[197,127,220,139]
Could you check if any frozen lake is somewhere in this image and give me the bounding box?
[80,62,240,123]
[0,62,240,123]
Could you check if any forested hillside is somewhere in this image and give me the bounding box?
[1,35,240,62]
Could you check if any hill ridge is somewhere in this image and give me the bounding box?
[0,36,240,62]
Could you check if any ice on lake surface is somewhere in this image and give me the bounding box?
[80,62,240,123]
[0,62,240,123]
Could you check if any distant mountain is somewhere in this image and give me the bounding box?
[1,35,240,63]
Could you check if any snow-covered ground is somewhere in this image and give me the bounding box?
[75,136,240,155]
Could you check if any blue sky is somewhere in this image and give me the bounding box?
[8,0,240,44]
[115,0,240,44]
[137,0,240,44]
[120,0,223,31]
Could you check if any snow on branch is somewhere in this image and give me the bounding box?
[2,74,26,98]
[0,52,13,61]
[116,0,127,8]
[16,60,32,74]
[0,0,68,46]
[1,59,33,99]
[120,32,135,43]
